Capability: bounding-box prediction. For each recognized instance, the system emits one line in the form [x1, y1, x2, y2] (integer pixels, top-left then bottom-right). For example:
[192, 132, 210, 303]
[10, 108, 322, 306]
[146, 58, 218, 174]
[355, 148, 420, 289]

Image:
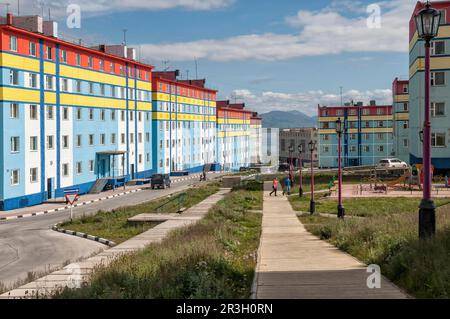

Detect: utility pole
[340, 86, 343, 107]
[194, 57, 199, 79]
[122, 29, 127, 46]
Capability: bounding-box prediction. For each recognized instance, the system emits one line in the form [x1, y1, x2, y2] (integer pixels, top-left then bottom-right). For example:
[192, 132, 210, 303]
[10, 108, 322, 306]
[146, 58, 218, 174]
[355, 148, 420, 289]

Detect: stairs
[89, 178, 109, 194]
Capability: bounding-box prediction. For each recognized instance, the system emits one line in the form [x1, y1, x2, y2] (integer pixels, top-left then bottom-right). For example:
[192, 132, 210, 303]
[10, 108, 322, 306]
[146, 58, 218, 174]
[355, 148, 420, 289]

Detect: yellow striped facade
[319, 127, 393, 135]
[151, 112, 215, 122]
[218, 131, 250, 138]
[152, 92, 216, 108]
[217, 118, 251, 125]
[394, 94, 409, 103]
[394, 113, 409, 121]
[319, 115, 393, 123]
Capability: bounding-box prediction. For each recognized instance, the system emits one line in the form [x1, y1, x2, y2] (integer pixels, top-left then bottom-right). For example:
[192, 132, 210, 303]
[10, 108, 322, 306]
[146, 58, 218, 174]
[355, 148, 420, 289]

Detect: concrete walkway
[253, 188, 409, 299]
[0, 188, 230, 299]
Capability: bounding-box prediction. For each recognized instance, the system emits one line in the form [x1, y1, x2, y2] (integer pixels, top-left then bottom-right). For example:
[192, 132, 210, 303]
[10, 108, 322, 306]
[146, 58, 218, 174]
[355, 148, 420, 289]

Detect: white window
[62, 135, 69, 148]
[11, 136, 20, 153]
[30, 168, 38, 183]
[111, 133, 116, 144]
[10, 103, 19, 118]
[350, 145, 357, 152]
[89, 160, 94, 172]
[62, 163, 69, 177]
[29, 42, 36, 56]
[30, 136, 38, 151]
[29, 73, 38, 88]
[10, 35, 17, 51]
[30, 105, 38, 120]
[76, 134, 82, 147]
[89, 134, 94, 145]
[121, 110, 125, 121]
[439, 9, 447, 25]
[111, 110, 116, 121]
[45, 75, 53, 90]
[89, 82, 94, 94]
[130, 133, 134, 144]
[121, 133, 125, 144]
[76, 108, 82, 120]
[63, 107, 69, 120]
[432, 133, 446, 147]
[139, 154, 142, 164]
[47, 135, 54, 149]
[138, 133, 142, 143]
[403, 139, 409, 147]
[76, 54, 81, 66]
[89, 109, 94, 120]
[61, 78, 69, 92]
[10, 69, 19, 85]
[11, 169, 19, 185]
[99, 59, 104, 70]
[46, 46, 53, 60]
[100, 110, 105, 121]
[61, 49, 67, 63]
[363, 146, 370, 152]
[47, 105, 54, 120]
[431, 41, 445, 55]
[403, 121, 409, 129]
[431, 102, 445, 117]
[76, 80, 82, 93]
[100, 134, 106, 145]
[76, 162, 82, 174]
[100, 84, 105, 96]
[431, 71, 445, 86]
[88, 56, 93, 68]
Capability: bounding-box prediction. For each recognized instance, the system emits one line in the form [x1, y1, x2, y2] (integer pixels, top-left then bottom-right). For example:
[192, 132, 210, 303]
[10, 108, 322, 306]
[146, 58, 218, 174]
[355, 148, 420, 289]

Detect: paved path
[0, 173, 224, 288]
[253, 187, 408, 299]
[0, 188, 230, 298]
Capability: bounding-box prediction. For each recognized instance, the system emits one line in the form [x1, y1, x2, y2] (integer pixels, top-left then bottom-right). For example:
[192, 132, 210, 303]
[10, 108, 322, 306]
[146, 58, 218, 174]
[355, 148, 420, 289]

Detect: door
[99, 159, 106, 178]
[131, 164, 135, 180]
[47, 178, 53, 199]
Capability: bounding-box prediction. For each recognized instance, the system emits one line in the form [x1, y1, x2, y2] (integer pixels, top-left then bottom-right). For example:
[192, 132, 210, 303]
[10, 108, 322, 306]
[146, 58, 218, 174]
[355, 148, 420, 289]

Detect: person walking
[445, 175, 449, 189]
[284, 176, 292, 195]
[270, 178, 278, 196]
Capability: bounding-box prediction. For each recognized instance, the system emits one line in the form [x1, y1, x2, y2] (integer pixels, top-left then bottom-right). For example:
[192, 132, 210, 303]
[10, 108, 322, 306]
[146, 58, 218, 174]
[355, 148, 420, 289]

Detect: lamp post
[298, 144, 303, 197]
[288, 145, 294, 179]
[308, 141, 316, 214]
[335, 118, 345, 219]
[415, 1, 441, 239]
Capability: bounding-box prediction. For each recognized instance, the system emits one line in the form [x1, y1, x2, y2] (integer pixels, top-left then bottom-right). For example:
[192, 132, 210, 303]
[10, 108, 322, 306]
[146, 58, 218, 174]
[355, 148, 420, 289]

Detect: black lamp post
[335, 118, 345, 219]
[298, 144, 303, 197]
[288, 145, 294, 179]
[309, 141, 316, 214]
[415, 1, 441, 239]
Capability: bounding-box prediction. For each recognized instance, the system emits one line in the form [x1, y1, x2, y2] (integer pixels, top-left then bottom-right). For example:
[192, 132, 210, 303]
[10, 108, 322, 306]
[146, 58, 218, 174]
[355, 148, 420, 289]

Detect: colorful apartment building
[0, 14, 153, 210]
[151, 71, 217, 174]
[318, 103, 394, 168]
[409, 1, 450, 173]
[392, 78, 410, 163]
[279, 128, 318, 166]
[249, 112, 262, 165]
[216, 101, 251, 171]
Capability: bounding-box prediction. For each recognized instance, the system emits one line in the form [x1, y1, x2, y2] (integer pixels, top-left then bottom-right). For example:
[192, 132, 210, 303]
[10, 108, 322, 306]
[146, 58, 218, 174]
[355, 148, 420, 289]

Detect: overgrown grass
[299, 203, 450, 298]
[60, 182, 221, 243]
[54, 183, 263, 299]
[290, 195, 450, 217]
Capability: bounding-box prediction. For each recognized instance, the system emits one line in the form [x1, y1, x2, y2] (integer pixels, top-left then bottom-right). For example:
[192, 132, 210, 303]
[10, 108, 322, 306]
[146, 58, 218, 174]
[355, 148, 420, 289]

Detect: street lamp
[415, 1, 441, 239]
[308, 141, 316, 214]
[335, 118, 345, 219]
[288, 145, 294, 179]
[298, 144, 303, 197]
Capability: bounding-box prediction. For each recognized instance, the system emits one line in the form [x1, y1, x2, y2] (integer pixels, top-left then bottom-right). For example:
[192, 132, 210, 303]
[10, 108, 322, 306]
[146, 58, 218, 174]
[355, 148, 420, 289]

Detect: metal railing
[155, 192, 187, 214]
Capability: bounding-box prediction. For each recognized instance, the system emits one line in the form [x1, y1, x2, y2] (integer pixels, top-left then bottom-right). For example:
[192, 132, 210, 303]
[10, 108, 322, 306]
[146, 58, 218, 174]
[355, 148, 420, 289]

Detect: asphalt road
[0, 176, 219, 288]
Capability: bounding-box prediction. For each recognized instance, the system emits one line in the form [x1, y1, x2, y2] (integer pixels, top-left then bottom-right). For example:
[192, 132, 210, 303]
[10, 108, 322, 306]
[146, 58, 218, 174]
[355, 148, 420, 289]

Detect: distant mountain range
[260, 110, 317, 129]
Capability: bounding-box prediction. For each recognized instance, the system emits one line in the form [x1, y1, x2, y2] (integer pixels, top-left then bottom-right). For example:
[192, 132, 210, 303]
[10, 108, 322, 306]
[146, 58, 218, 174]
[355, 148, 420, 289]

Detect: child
[269, 178, 278, 196]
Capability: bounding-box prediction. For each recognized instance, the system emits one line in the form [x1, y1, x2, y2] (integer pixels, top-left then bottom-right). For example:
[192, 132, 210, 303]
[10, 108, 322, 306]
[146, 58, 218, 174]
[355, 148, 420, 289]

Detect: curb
[0, 188, 143, 222]
[52, 223, 116, 247]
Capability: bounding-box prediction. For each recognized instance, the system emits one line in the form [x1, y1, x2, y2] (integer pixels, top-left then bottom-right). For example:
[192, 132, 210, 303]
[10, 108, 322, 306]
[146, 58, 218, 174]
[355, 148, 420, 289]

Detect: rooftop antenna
[186, 70, 189, 80]
[340, 86, 343, 107]
[162, 60, 170, 71]
[48, 7, 51, 20]
[17, 0, 19, 15]
[194, 57, 198, 79]
[122, 29, 127, 46]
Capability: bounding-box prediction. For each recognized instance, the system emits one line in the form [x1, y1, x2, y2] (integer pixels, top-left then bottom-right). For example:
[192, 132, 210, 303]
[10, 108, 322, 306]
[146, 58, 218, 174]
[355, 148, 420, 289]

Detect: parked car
[151, 174, 171, 189]
[377, 158, 409, 169]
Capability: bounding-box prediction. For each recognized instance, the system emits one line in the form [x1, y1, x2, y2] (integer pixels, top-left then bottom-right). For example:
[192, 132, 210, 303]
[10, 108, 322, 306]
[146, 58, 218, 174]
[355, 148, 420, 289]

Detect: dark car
[151, 174, 171, 189]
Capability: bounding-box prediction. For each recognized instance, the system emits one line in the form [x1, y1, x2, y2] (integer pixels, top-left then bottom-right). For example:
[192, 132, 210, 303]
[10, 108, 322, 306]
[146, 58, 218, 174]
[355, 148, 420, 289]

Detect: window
[10, 35, 17, 51]
[100, 84, 105, 96]
[146, 153, 150, 162]
[403, 121, 409, 129]
[138, 133, 142, 143]
[30, 168, 38, 183]
[363, 109, 370, 115]
[61, 49, 67, 63]
[431, 41, 445, 55]
[76, 134, 82, 147]
[47, 135, 54, 149]
[111, 110, 116, 121]
[138, 112, 142, 122]
[403, 139, 409, 147]
[350, 146, 357, 152]
[47, 105, 54, 119]
[378, 146, 384, 152]
[45, 75, 53, 90]
[89, 82, 94, 94]
[432, 133, 446, 147]
[46, 47, 53, 60]
[63, 107, 69, 120]
[111, 133, 116, 144]
[61, 78, 69, 92]
[30, 105, 38, 120]
[76, 54, 81, 66]
[403, 103, 409, 111]
[10, 103, 19, 118]
[121, 133, 125, 144]
[76, 162, 82, 174]
[10, 69, 19, 85]
[431, 102, 445, 117]
[130, 111, 134, 121]
[76, 108, 82, 120]
[100, 134, 106, 145]
[29, 73, 38, 88]
[99, 59, 104, 71]
[139, 154, 142, 164]
[30, 136, 38, 151]
[146, 132, 150, 142]
[110, 62, 114, 73]
[89, 109, 94, 120]
[363, 146, 370, 152]
[29, 42, 36, 56]
[431, 71, 445, 86]
[11, 169, 19, 185]
[62, 135, 69, 148]
[11, 136, 20, 153]
[88, 57, 93, 68]
[88, 134, 94, 146]
[377, 133, 384, 140]
[75, 80, 82, 93]
[130, 133, 134, 144]
[62, 163, 69, 177]
[89, 160, 94, 172]
[439, 9, 447, 25]
[377, 108, 384, 115]
[111, 85, 116, 98]
[100, 109, 105, 121]
[377, 121, 384, 127]
[121, 110, 125, 121]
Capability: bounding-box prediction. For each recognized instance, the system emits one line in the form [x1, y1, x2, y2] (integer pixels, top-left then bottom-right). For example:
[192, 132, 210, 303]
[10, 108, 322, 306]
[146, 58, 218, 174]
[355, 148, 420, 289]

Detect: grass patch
[60, 181, 221, 244]
[290, 196, 450, 217]
[54, 183, 262, 299]
[299, 202, 450, 298]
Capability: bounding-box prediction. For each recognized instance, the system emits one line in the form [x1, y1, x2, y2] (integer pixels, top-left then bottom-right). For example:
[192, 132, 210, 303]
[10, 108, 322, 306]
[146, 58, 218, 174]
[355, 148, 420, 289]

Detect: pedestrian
[284, 176, 292, 195]
[445, 175, 449, 188]
[269, 178, 278, 196]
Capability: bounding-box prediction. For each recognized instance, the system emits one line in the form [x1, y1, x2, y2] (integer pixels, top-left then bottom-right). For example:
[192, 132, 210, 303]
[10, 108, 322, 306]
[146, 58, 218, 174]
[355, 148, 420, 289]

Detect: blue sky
[16, 0, 422, 115]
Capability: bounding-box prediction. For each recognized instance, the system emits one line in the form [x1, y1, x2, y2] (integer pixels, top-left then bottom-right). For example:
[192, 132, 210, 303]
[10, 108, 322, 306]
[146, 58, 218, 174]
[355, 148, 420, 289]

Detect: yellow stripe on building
[409, 26, 450, 52]
[136, 80, 152, 91]
[361, 128, 393, 134]
[60, 93, 127, 109]
[152, 92, 217, 107]
[44, 91, 56, 105]
[218, 131, 251, 138]
[0, 52, 40, 73]
[0, 87, 40, 103]
[217, 118, 250, 125]
[60, 65, 127, 87]
[410, 56, 450, 78]
[394, 113, 409, 121]
[394, 94, 409, 103]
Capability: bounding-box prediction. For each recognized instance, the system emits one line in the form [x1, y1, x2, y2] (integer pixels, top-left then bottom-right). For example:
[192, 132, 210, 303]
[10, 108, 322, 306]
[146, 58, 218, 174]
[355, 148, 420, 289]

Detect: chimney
[370, 100, 376, 106]
[127, 48, 136, 60]
[12, 15, 43, 33]
[7, 13, 13, 25]
[43, 20, 58, 38]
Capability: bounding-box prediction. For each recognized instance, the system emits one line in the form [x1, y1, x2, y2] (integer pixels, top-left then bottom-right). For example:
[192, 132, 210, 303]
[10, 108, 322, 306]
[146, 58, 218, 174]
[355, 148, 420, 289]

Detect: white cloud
[229, 88, 393, 116]
[137, 0, 417, 62]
